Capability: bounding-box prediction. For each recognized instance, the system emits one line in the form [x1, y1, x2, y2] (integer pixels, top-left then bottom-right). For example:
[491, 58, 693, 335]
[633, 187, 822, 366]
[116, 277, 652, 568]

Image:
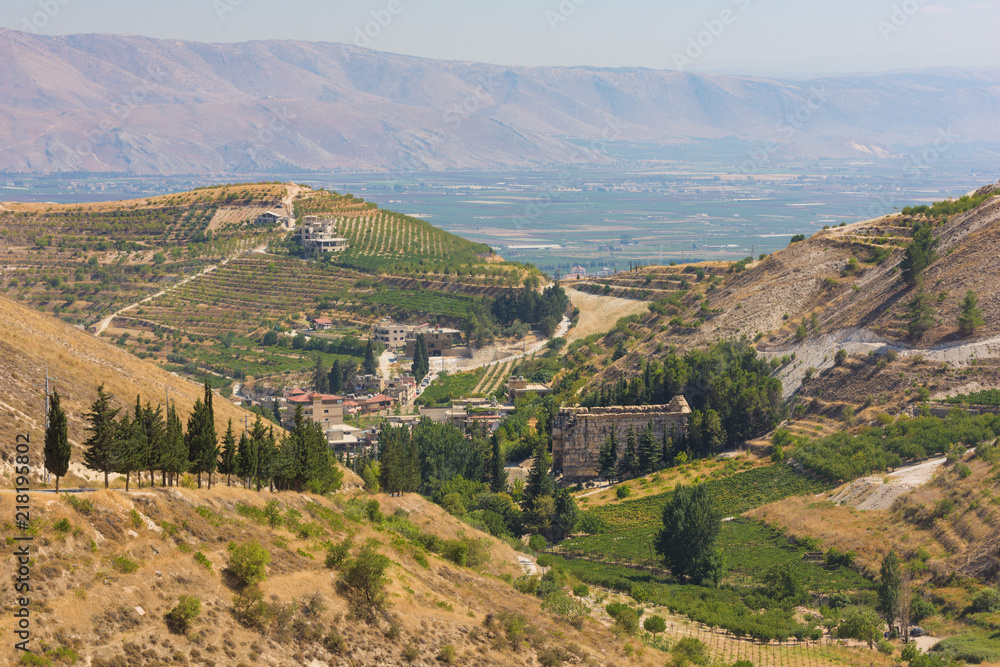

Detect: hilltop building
[299, 216, 350, 254]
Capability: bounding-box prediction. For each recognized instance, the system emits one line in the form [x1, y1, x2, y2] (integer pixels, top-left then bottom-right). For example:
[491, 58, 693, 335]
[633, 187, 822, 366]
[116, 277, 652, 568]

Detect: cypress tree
[113, 410, 146, 492]
[329, 359, 343, 393]
[523, 441, 554, 509]
[141, 401, 166, 487]
[83, 384, 121, 490]
[204, 380, 218, 489]
[43, 390, 70, 493]
[186, 398, 209, 488]
[220, 419, 237, 487]
[364, 338, 378, 375]
[620, 426, 639, 479]
[638, 423, 660, 473]
[272, 397, 281, 424]
[313, 355, 329, 393]
[235, 430, 252, 488]
[489, 432, 508, 493]
[598, 428, 618, 482]
[162, 404, 188, 486]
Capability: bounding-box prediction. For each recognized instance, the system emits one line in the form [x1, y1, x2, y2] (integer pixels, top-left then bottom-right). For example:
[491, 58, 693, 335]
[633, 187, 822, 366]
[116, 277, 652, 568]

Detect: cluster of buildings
[373, 319, 465, 358]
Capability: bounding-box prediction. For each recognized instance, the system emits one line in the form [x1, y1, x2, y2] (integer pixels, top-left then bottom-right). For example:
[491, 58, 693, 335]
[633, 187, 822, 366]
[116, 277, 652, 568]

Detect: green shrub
[63, 494, 94, 516]
[323, 629, 347, 654]
[437, 644, 457, 663]
[165, 595, 201, 633]
[672, 637, 709, 665]
[338, 542, 391, 623]
[325, 537, 353, 569]
[53, 518, 72, 533]
[227, 541, 271, 587]
[110, 555, 139, 574]
[194, 551, 213, 573]
[643, 614, 667, 636]
[572, 584, 590, 598]
[616, 485, 631, 500]
[402, 643, 420, 662]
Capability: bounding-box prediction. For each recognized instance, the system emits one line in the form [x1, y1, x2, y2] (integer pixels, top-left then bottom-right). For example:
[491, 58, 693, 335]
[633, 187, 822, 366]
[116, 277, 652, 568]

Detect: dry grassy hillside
[0, 486, 649, 666]
[0, 294, 262, 487]
[749, 448, 1000, 598]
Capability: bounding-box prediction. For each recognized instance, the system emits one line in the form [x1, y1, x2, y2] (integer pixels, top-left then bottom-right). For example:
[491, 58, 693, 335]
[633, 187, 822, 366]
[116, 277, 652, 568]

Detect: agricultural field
[416, 367, 489, 407]
[575, 464, 833, 533]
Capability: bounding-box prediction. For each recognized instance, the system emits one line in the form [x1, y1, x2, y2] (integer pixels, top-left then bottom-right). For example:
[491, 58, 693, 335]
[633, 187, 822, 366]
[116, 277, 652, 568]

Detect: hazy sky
[3, 0, 997, 75]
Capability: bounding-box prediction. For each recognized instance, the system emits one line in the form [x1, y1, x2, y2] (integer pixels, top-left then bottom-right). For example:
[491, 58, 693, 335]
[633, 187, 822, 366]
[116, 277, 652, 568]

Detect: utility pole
[35, 365, 57, 484]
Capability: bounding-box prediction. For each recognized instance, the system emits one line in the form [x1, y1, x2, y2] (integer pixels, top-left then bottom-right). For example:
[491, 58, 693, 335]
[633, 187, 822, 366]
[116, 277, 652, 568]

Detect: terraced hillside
[0, 183, 287, 327]
[566, 185, 1000, 415]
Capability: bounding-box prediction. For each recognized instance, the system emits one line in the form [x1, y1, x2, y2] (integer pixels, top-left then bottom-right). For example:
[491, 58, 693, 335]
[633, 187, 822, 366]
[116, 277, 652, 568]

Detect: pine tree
[489, 432, 508, 493]
[313, 355, 329, 393]
[364, 338, 378, 375]
[900, 224, 938, 286]
[219, 419, 237, 486]
[906, 289, 936, 339]
[83, 384, 121, 490]
[597, 428, 618, 482]
[329, 359, 343, 393]
[702, 409, 726, 455]
[43, 390, 70, 492]
[958, 290, 984, 337]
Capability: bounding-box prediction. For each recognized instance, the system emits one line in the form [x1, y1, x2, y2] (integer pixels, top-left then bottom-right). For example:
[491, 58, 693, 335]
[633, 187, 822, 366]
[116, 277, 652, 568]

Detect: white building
[299, 216, 350, 254]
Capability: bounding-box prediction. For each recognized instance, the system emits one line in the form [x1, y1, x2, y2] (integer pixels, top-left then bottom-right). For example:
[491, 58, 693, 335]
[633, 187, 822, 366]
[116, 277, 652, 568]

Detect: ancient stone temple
[551, 397, 691, 482]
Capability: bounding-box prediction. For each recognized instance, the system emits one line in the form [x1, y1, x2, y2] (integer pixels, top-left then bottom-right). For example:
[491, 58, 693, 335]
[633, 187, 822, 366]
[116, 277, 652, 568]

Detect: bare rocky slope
[1, 30, 999, 174]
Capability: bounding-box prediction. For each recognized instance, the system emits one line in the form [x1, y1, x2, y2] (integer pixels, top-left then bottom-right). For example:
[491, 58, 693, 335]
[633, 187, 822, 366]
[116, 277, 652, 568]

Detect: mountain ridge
[2, 30, 999, 175]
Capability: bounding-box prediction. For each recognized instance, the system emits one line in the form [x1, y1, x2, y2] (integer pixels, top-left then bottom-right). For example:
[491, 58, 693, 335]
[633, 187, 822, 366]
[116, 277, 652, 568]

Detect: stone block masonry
[552, 397, 691, 482]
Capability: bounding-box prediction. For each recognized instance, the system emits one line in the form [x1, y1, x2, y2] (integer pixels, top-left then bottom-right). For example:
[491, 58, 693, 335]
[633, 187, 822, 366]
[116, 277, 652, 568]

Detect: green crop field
[580, 464, 833, 532]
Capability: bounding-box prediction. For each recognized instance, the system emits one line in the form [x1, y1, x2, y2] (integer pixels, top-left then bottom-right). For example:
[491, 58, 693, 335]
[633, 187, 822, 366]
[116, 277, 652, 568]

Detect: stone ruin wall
[551, 398, 691, 482]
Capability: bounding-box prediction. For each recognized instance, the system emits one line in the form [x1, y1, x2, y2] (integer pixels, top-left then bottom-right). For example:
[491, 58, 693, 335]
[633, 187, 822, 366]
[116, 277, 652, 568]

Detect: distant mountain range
[1, 30, 998, 175]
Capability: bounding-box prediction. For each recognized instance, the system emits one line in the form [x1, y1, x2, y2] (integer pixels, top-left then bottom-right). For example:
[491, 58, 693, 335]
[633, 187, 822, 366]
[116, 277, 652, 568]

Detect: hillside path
[92, 242, 267, 335]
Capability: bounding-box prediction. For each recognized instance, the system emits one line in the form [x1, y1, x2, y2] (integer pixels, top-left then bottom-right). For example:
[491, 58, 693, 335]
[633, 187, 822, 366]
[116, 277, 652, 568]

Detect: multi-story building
[299, 216, 350, 254]
[404, 327, 462, 357]
[284, 391, 345, 433]
[373, 320, 414, 349]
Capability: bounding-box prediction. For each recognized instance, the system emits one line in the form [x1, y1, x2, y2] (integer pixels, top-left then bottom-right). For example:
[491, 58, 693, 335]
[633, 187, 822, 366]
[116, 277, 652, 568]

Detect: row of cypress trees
[44, 380, 342, 494]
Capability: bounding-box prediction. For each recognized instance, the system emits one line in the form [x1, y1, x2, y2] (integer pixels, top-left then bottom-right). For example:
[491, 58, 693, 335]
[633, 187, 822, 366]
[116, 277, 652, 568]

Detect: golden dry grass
[0, 486, 654, 666]
[0, 293, 267, 488]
